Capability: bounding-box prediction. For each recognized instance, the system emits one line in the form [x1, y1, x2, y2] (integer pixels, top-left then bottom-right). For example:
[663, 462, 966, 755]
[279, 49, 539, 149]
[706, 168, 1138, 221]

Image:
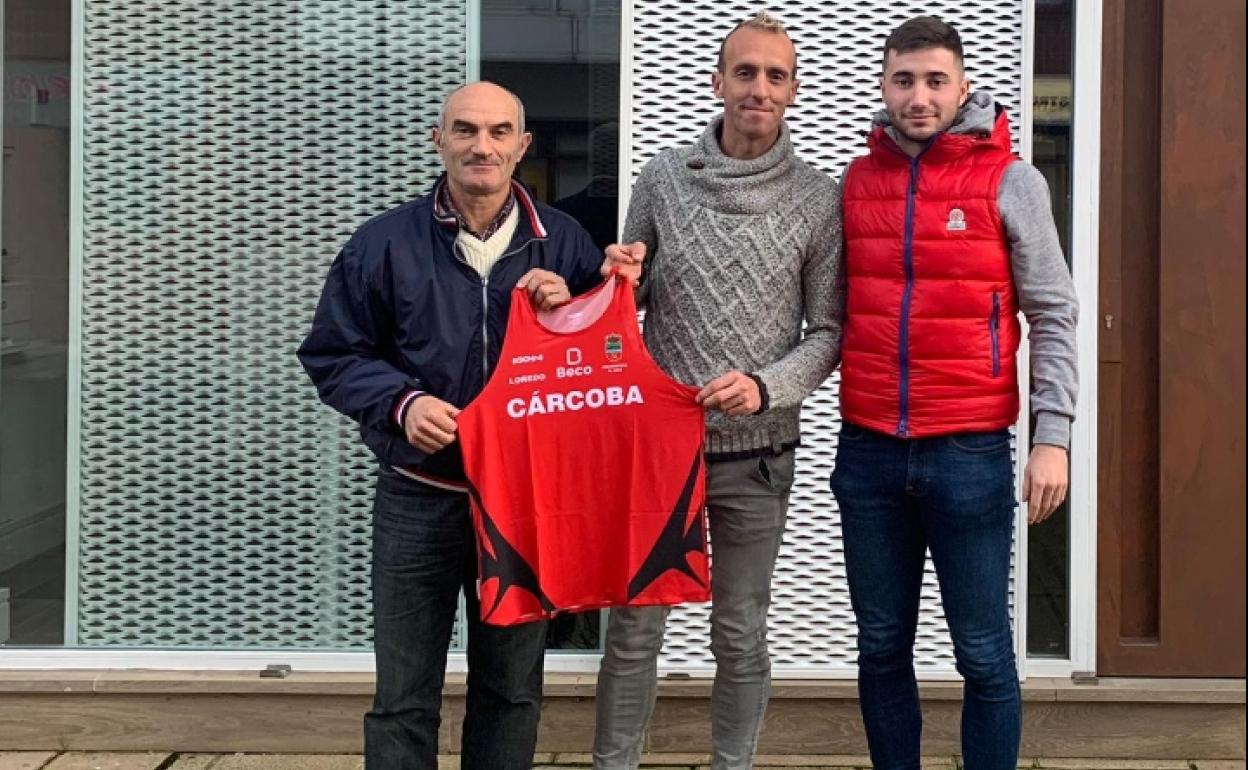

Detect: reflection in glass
[1, 0, 71, 647]
[473, 0, 621, 650]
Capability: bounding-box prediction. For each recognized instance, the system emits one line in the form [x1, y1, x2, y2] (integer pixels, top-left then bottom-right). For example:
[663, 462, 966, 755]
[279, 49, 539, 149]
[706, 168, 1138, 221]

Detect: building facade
[0, 0, 1243, 754]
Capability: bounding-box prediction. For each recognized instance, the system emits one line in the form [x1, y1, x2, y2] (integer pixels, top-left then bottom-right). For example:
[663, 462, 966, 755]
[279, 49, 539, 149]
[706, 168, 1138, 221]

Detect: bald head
[432, 80, 533, 203]
[438, 81, 526, 135]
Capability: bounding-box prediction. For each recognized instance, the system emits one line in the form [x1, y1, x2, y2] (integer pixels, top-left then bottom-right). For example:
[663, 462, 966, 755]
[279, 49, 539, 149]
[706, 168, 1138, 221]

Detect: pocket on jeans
[750, 452, 795, 494]
[839, 422, 868, 442]
[948, 430, 1011, 454]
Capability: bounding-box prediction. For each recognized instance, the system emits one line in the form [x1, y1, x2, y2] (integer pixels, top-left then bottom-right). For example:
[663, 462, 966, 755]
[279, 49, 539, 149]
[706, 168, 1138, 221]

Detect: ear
[516, 131, 534, 160]
[431, 127, 442, 150]
[789, 77, 800, 106]
[958, 76, 972, 107]
[711, 70, 724, 100]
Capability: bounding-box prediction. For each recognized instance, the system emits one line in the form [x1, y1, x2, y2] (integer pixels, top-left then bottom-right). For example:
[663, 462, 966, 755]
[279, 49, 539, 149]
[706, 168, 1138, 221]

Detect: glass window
[1, 0, 620, 654]
[1026, 0, 1073, 659]
[1, 0, 71, 648]
[54, 2, 471, 651]
[479, 0, 621, 650]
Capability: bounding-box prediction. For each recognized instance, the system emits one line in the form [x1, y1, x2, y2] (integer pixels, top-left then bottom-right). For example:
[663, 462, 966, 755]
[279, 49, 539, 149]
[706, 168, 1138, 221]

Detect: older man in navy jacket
[299, 81, 619, 770]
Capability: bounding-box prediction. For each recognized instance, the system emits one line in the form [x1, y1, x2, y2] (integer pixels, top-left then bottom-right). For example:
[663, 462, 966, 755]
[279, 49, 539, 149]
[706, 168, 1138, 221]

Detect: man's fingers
[697, 373, 739, 402]
[425, 410, 459, 434]
[609, 241, 646, 263]
[415, 422, 456, 448]
[1028, 478, 1067, 523]
[533, 281, 569, 310]
[1040, 484, 1057, 521]
[1044, 482, 1067, 520]
[605, 243, 640, 265]
[696, 381, 731, 406]
[516, 268, 542, 289]
[697, 389, 722, 408]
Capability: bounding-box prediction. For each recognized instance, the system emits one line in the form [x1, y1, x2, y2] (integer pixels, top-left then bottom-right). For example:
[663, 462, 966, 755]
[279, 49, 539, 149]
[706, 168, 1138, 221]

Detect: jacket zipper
[989, 291, 1001, 377]
[897, 155, 921, 436]
[480, 276, 490, 379]
[457, 237, 543, 384]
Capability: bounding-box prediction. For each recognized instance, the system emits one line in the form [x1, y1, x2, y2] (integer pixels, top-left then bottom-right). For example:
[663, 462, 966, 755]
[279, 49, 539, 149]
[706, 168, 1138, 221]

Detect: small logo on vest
[604, 333, 624, 362]
[946, 208, 967, 231]
[565, 347, 583, 366]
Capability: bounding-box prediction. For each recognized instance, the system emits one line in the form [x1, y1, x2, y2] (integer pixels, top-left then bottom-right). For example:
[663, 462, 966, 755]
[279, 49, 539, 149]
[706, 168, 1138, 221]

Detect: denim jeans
[365, 465, 548, 770]
[830, 424, 1021, 770]
[592, 451, 795, 770]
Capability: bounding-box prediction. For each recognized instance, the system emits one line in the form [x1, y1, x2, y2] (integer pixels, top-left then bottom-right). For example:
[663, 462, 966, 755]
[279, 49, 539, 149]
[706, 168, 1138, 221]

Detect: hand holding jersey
[603, 241, 645, 286]
[402, 267, 571, 454]
[402, 396, 461, 454]
[606, 242, 763, 417]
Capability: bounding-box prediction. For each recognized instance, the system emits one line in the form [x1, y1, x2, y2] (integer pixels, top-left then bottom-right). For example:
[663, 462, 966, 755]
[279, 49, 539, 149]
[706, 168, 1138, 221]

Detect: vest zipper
[897, 155, 921, 437]
[989, 291, 1001, 377]
[893, 134, 940, 437]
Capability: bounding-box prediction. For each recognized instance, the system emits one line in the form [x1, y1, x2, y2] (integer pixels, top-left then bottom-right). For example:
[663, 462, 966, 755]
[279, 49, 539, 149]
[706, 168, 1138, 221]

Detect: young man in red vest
[833, 17, 1078, 768]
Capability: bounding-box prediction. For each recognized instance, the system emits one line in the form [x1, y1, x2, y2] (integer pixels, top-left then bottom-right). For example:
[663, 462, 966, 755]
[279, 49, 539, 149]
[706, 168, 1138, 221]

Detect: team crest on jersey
[946, 208, 967, 231]
[604, 333, 624, 362]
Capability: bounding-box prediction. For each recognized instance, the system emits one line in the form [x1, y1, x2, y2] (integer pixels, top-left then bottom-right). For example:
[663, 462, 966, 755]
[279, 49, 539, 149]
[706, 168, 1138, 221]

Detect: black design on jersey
[468, 482, 556, 622]
[626, 451, 708, 600]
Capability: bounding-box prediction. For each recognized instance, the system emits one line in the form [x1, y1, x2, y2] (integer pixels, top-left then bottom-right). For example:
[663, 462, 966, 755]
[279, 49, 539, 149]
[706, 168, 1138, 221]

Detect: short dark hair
[882, 16, 964, 71]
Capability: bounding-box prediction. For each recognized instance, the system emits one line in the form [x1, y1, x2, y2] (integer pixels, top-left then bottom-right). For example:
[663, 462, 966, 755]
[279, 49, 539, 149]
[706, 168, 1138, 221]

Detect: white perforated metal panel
[626, 2, 1024, 674]
[73, 2, 467, 648]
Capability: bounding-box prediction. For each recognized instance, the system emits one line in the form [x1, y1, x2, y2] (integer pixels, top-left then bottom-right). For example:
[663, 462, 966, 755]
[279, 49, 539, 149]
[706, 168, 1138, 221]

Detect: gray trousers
[592, 451, 796, 770]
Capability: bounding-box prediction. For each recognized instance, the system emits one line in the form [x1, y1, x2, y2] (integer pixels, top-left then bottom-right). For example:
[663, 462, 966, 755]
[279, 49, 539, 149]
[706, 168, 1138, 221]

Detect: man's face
[712, 27, 799, 146]
[881, 46, 969, 145]
[432, 83, 532, 198]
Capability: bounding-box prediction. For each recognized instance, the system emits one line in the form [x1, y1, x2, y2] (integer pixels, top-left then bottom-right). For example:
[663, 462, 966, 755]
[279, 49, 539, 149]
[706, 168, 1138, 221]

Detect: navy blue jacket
[297, 178, 605, 482]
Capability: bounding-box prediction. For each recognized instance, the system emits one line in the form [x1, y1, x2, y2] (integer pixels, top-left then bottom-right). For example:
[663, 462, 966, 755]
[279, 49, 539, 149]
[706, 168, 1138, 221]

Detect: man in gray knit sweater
[592, 13, 842, 770]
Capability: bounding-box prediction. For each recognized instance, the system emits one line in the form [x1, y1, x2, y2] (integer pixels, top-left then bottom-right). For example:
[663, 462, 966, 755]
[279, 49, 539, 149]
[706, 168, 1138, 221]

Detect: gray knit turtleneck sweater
[624, 116, 844, 459]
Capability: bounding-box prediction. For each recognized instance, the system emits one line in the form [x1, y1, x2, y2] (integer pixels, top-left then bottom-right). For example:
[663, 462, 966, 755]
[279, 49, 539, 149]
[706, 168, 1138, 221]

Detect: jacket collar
[866, 102, 1014, 166]
[430, 175, 548, 240]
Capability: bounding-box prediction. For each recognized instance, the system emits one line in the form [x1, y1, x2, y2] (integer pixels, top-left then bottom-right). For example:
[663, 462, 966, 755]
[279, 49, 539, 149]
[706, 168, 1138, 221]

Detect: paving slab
[748, 763, 868, 768]
[753, 759, 869, 768]
[552, 753, 711, 766]
[169, 756, 362, 770]
[0, 753, 59, 770]
[1024, 762, 1192, 770]
[43, 755, 171, 770]
[160, 757, 216, 770]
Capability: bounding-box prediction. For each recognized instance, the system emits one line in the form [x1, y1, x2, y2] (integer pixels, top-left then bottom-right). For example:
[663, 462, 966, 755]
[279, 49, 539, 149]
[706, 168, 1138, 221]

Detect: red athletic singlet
[457, 276, 710, 626]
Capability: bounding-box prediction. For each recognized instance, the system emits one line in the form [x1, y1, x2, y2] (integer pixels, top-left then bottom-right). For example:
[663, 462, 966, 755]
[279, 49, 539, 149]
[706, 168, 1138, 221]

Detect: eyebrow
[731, 62, 794, 78]
[889, 69, 951, 78]
[450, 119, 516, 132]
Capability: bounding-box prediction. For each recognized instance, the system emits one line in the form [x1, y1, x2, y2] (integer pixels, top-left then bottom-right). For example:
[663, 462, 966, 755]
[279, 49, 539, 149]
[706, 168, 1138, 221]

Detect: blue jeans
[366, 466, 548, 770]
[830, 424, 1020, 770]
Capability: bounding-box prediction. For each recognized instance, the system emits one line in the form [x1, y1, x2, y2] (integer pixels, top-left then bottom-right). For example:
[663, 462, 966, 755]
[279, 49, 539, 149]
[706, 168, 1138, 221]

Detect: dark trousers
[365, 466, 548, 770]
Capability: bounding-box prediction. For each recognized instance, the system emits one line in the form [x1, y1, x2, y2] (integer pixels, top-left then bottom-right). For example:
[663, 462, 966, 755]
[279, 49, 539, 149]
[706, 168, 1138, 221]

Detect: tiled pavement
[1, 754, 1245, 770]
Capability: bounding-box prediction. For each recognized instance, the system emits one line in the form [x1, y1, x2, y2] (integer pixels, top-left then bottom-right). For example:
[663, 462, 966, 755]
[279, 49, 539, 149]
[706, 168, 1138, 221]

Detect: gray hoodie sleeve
[999, 161, 1080, 448]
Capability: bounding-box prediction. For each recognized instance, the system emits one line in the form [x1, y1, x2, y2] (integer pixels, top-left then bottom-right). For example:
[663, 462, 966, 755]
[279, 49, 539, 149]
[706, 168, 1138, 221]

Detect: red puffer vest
[840, 107, 1021, 438]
